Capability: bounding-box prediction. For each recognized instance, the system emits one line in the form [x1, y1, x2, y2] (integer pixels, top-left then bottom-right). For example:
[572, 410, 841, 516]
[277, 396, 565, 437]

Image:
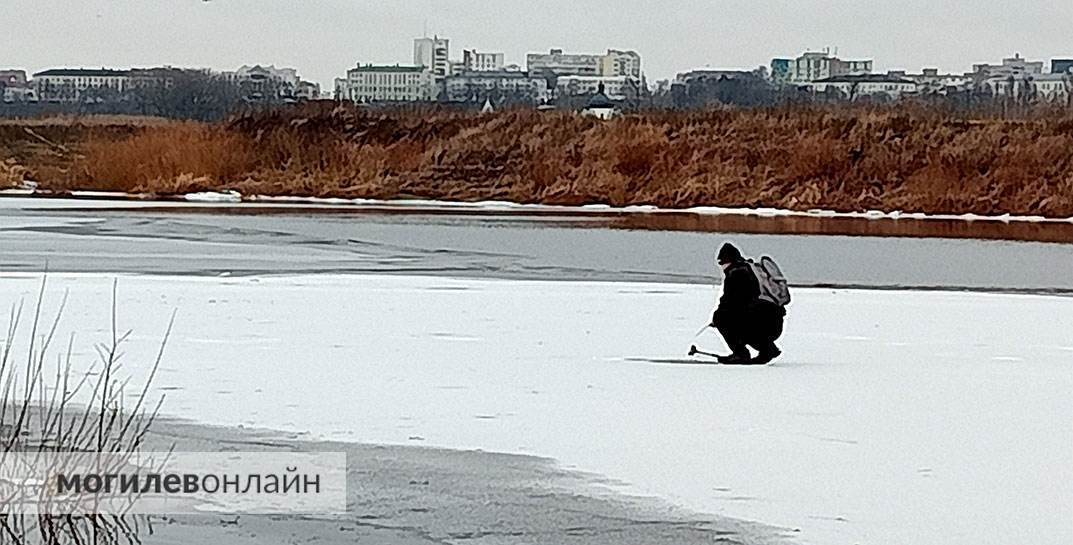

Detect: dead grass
[0, 159, 29, 188]
[78, 122, 258, 193]
[7, 103, 1073, 217]
[0, 115, 177, 128]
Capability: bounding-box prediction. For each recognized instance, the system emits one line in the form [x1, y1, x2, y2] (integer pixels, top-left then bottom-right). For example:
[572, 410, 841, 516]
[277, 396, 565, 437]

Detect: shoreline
[4, 191, 1073, 244]
[5, 104, 1073, 221]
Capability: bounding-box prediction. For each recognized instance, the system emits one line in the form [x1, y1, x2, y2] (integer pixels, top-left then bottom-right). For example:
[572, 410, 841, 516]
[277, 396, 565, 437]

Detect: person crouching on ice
[711, 243, 785, 365]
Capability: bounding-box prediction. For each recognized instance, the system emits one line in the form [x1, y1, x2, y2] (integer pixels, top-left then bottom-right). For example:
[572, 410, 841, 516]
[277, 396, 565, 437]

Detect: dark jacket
[712, 250, 786, 348]
[716, 259, 760, 317]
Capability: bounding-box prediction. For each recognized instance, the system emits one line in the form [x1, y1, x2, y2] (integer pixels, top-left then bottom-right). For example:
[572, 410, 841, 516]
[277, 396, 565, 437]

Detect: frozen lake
[2, 196, 1073, 292]
[1, 198, 1071, 544]
[0, 273, 1069, 545]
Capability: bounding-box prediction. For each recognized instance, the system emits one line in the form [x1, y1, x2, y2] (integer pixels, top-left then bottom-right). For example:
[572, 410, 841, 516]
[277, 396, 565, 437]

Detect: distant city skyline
[4, 0, 1072, 86]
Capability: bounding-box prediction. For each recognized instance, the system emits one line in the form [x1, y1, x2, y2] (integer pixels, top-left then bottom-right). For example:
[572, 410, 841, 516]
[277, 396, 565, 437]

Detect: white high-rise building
[788, 51, 873, 83]
[527, 49, 642, 80]
[445, 70, 549, 103]
[972, 54, 1045, 78]
[527, 49, 602, 77]
[413, 36, 450, 79]
[33, 68, 132, 102]
[600, 49, 641, 79]
[343, 64, 435, 103]
[461, 50, 505, 72]
[973, 54, 1048, 99]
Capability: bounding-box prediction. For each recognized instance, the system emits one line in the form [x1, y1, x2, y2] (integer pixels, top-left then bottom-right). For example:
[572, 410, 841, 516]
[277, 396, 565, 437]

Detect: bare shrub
[0, 278, 172, 544]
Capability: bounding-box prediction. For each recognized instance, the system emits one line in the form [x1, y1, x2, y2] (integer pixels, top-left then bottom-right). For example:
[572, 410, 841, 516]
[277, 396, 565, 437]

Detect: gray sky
[4, 0, 1072, 87]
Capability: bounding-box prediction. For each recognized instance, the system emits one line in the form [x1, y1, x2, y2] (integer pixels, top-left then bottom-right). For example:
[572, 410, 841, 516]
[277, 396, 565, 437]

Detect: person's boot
[718, 351, 752, 365]
[750, 346, 781, 365]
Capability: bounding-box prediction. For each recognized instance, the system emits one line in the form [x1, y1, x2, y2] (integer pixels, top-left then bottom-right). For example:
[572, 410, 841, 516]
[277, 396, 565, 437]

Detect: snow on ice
[0, 273, 1069, 545]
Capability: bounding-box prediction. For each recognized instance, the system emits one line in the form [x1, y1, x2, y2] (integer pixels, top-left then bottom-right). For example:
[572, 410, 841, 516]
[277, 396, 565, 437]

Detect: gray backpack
[749, 256, 791, 307]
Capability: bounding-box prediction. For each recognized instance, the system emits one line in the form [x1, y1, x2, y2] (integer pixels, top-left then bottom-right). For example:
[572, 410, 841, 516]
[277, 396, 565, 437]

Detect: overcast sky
[4, 0, 1072, 86]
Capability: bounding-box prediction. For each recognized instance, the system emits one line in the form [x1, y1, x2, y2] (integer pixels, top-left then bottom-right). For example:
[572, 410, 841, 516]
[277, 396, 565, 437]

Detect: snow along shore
[2, 189, 1072, 224]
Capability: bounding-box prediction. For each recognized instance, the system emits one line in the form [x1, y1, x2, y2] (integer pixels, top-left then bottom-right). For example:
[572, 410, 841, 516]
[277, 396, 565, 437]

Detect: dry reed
[7, 103, 1073, 217]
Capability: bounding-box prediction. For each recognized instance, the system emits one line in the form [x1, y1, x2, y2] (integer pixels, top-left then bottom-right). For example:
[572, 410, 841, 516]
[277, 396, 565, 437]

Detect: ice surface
[0, 273, 1069, 545]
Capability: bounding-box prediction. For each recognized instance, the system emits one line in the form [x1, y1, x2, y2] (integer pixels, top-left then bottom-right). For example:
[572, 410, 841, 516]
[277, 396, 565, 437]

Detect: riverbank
[3, 104, 1072, 218]
[4, 192, 1073, 244]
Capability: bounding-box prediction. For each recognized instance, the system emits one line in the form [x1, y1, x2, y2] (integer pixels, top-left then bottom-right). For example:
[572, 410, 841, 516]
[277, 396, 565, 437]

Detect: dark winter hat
[717, 243, 743, 264]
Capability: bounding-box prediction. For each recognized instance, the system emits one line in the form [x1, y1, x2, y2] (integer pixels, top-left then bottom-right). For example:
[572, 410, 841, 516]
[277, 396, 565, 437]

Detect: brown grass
[0, 114, 176, 128]
[79, 122, 258, 192]
[0, 159, 29, 188]
[6, 103, 1073, 217]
